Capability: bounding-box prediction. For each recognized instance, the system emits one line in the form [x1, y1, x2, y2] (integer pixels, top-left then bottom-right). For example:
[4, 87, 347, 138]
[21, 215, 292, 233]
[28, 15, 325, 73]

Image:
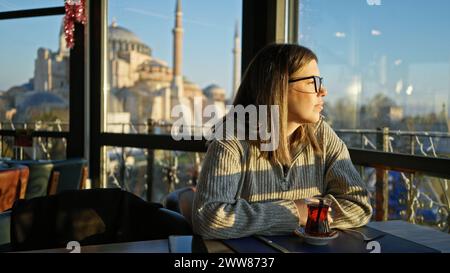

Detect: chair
[0, 165, 29, 212]
[9, 188, 192, 251]
[163, 186, 196, 227]
[0, 210, 11, 246]
[5, 160, 54, 199]
[51, 158, 88, 193]
[5, 158, 87, 199]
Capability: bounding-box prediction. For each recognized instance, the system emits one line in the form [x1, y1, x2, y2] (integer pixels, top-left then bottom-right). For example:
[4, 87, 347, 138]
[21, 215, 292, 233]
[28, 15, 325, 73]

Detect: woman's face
[287, 59, 327, 124]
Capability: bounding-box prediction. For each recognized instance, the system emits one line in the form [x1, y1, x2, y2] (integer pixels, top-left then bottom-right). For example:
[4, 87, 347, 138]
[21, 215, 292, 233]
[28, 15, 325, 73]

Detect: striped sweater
[192, 117, 373, 239]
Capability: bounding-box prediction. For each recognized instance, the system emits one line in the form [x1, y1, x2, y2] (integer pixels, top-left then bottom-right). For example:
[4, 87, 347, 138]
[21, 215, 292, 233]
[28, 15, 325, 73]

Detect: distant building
[33, 22, 70, 95]
[17, 91, 68, 123]
[232, 21, 241, 101]
[107, 112, 131, 133]
[388, 106, 404, 122]
[373, 105, 402, 126]
[29, 0, 230, 128]
[203, 84, 227, 118]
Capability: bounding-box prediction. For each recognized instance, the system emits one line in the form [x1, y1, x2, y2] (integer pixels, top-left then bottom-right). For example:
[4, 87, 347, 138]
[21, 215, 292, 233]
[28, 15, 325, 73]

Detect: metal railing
[334, 127, 450, 232]
[0, 121, 69, 160]
[335, 128, 450, 157]
[1, 120, 449, 232]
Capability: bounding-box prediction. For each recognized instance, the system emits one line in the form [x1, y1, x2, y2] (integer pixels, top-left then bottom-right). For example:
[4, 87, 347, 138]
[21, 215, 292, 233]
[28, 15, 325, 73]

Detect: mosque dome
[19, 92, 67, 109]
[203, 84, 226, 101]
[109, 25, 143, 44]
[108, 21, 151, 55]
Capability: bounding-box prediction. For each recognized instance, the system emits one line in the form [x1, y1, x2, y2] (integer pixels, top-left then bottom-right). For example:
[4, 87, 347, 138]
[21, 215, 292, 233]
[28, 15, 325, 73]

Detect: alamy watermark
[66, 241, 81, 253]
[367, 0, 382, 6]
[66, 0, 81, 5]
[170, 97, 280, 151]
[367, 241, 381, 253]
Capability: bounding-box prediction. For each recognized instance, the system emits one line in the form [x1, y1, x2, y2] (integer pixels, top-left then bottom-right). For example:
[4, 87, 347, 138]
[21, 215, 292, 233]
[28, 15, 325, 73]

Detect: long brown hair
[233, 43, 323, 165]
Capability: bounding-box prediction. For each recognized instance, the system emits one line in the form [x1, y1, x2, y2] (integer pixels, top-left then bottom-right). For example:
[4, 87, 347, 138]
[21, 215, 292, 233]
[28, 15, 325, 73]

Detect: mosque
[8, 0, 240, 131]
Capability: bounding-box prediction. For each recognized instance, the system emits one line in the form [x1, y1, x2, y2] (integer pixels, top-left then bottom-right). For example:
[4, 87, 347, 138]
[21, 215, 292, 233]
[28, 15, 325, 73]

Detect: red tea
[304, 200, 331, 237]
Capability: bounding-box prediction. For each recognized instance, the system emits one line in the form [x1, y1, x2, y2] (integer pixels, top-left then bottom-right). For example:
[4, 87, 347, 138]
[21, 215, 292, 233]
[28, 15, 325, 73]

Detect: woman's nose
[319, 86, 327, 97]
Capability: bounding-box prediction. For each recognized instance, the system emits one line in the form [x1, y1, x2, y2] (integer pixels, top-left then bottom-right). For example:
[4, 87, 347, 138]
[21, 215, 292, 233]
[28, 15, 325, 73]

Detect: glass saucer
[294, 227, 339, 246]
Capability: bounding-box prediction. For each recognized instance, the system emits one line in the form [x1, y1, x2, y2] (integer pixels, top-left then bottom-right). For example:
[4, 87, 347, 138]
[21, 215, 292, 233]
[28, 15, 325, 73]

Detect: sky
[0, 0, 449, 116]
[299, 0, 450, 116]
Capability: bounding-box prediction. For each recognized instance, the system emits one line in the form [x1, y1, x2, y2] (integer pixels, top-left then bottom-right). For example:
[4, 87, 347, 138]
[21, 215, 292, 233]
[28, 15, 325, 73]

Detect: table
[13, 220, 450, 253]
[17, 235, 203, 253]
[204, 220, 450, 253]
[367, 220, 450, 252]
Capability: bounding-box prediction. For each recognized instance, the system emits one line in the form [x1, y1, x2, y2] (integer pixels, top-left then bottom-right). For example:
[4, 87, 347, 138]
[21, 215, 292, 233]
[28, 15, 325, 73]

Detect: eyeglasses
[288, 76, 324, 94]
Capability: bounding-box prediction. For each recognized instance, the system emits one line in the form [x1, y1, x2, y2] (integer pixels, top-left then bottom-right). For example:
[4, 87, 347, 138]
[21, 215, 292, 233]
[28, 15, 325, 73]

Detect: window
[0, 1, 62, 12]
[299, 0, 450, 157]
[102, 0, 242, 199]
[106, 0, 242, 134]
[104, 146, 203, 202]
[0, 15, 69, 160]
[358, 165, 449, 232]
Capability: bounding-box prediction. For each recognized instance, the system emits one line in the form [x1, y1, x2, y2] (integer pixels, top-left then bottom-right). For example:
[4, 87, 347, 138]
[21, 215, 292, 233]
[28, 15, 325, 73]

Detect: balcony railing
[335, 128, 450, 158]
[334, 128, 450, 232]
[1, 120, 449, 233]
[0, 121, 69, 160]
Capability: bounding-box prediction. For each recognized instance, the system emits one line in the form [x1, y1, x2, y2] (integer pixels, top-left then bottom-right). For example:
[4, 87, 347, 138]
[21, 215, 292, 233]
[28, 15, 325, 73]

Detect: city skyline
[0, 0, 242, 99]
[1, 0, 449, 117]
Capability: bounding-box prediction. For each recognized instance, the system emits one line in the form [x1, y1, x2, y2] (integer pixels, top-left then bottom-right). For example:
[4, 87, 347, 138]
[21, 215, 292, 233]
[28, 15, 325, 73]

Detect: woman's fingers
[328, 207, 334, 223]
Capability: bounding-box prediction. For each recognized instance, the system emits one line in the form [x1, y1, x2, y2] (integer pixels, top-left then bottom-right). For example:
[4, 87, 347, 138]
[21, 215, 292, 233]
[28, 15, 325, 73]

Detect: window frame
[0, 6, 85, 160]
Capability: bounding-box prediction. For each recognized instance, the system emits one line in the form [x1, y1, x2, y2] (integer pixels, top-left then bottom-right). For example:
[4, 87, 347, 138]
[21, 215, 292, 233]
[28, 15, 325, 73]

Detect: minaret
[58, 19, 70, 57]
[171, 0, 184, 102]
[170, 0, 193, 134]
[232, 21, 241, 100]
[111, 17, 118, 28]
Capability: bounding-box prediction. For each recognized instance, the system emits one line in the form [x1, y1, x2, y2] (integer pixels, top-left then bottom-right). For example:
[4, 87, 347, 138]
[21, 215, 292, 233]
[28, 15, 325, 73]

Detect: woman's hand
[294, 199, 334, 226]
[293, 199, 309, 226]
[327, 207, 334, 225]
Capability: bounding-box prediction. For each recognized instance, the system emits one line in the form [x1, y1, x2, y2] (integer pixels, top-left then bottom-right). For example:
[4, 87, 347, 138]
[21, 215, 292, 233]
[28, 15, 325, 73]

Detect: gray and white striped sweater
[192, 117, 373, 239]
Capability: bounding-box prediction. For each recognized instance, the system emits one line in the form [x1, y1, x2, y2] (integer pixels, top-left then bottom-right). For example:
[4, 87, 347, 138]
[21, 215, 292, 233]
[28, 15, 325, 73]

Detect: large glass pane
[0, 1, 62, 12]
[334, 129, 450, 158]
[358, 165, 449, 233]
[104, 146, 203, 203]
[106, 0, 242, 135]
[0, 135, 67, 160]
[0, 16, 69, 159]
[0, 16, 70, 130]
[299, 0, 450, 157]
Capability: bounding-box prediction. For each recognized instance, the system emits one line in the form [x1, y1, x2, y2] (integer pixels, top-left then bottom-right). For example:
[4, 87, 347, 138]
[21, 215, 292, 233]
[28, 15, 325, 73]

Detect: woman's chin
[310, 112, 322, 122]
[298, 115, 320, 124]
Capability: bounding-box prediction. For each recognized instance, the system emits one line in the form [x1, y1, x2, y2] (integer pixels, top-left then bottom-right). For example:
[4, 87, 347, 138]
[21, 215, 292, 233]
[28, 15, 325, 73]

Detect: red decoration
[64, 0, 86, 49]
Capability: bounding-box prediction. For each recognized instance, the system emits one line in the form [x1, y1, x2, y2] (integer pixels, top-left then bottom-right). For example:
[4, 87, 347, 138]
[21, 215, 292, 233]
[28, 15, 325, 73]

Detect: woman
[192, 43, 372, 239]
